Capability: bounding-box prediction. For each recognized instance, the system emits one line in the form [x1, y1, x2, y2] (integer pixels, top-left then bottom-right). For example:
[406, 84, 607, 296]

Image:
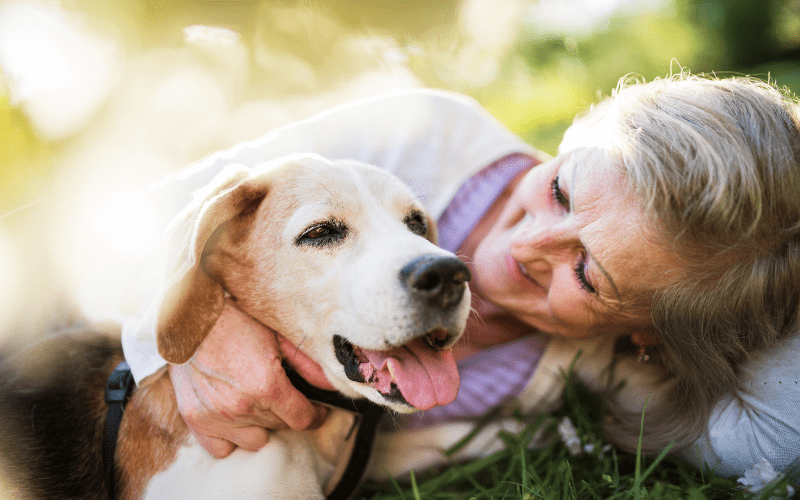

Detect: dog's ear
[156, 164, 270, 364]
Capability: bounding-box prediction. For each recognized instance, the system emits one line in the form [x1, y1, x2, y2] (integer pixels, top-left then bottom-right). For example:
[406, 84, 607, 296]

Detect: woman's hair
[562, 73, 800, 452]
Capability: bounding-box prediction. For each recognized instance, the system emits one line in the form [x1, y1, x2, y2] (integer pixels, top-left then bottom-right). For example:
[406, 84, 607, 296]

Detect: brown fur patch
[228, 184, 269, 244]
[116, 374, 188, 499]
[157, 269, 226, 364]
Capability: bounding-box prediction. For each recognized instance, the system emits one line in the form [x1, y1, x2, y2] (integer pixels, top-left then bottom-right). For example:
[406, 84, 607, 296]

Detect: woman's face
[470, 148, 680, 339]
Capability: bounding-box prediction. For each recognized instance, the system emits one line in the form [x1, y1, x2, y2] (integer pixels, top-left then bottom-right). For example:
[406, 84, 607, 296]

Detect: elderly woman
[121, 73, 800, 478]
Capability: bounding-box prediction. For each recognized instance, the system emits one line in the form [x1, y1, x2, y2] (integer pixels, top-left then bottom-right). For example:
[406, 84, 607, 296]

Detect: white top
[676, 333, 800, 477]
[113, 88, 800, 478]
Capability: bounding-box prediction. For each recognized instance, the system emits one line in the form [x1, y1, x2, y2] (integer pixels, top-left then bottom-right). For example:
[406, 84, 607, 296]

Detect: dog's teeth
[424, 329, 449, 349]
[387, 362, 396, 381]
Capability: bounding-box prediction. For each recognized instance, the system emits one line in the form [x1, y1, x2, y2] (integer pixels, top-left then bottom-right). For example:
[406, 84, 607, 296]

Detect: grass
[354, 377, 798, 500]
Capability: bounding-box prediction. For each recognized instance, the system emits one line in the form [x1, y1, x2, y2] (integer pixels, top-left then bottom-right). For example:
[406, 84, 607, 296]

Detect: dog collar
[285, 368, 385, 500]
[104, 361, 137, 500]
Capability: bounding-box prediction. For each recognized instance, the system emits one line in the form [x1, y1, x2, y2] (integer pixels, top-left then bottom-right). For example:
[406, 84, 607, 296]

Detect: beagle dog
[0, 154, 472, 499]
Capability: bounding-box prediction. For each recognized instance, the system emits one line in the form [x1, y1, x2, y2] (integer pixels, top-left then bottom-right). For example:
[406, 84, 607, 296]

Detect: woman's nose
[509, 214, 577, 263]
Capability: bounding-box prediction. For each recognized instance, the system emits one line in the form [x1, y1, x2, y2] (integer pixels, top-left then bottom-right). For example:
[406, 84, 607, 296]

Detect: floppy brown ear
[156, 164, 269, 364]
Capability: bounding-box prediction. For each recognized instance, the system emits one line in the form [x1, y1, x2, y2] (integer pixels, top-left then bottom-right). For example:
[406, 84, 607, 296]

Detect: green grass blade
[639, 441, 674, 483]
[633, 396, 651, 500]
[409, 471, 421, 500]
[580, 479, 603, 500]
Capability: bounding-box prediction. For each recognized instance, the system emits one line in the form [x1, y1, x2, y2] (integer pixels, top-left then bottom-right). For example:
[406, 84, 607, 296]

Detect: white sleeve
[116, 88, 535, 383]
[144, 88, 535, 217]
[676, 333, 800, 478]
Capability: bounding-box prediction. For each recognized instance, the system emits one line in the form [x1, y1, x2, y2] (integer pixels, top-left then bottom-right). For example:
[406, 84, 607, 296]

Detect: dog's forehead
[270, 161, 421, 226]
[311, 161, 413, 199]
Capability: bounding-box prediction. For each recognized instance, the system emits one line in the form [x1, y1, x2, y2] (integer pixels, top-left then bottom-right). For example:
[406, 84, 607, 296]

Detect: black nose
[400, 254, 471, 309]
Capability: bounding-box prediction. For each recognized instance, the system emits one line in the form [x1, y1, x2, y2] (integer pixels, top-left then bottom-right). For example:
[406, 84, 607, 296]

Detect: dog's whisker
[454, 253, 474, 265]
[294, 334, 311, 352]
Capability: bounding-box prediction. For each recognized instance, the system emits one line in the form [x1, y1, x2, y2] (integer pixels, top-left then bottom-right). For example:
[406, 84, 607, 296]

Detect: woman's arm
[676, 333, 800, 478]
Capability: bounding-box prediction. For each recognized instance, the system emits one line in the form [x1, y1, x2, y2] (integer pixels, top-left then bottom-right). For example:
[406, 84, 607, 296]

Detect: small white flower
[738, 458, 795, 498]
[557, 416, 583, 456]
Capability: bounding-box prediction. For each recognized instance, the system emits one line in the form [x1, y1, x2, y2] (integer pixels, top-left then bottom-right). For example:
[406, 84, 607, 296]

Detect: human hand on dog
[168, 301, 335, 458]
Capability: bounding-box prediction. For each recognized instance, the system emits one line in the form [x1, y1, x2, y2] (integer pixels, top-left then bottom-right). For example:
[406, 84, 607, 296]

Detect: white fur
[145, 410, 360, 500]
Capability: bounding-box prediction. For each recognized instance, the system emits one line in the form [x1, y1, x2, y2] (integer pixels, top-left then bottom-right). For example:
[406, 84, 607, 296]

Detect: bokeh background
[5, 0, 800, 211]
[1, 0, 800, 340]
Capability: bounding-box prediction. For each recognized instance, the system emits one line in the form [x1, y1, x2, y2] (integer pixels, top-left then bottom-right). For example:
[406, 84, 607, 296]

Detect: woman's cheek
[472, 235, 515, 295]
[547, 287, 593, 336]
[472, 240, 504, 283]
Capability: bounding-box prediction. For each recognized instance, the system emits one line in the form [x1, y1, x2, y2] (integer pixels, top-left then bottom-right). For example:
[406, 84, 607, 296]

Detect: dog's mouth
[333, 331, 459, 410]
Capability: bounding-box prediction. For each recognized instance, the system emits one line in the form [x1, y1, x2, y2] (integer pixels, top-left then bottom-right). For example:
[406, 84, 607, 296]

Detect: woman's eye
[551, 176, 569, 209]
[404, 211, 428, 236]
[296, 221, 348, 247]
[574, 258, 596, 294]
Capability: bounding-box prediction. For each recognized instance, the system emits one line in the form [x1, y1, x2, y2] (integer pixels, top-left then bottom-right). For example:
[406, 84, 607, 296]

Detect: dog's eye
[296, 221, 349, 247]
[404, 211, 428, 237]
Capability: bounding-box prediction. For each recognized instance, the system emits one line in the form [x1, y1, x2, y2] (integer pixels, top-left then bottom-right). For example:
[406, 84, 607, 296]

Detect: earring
[637, 345, 650, 363]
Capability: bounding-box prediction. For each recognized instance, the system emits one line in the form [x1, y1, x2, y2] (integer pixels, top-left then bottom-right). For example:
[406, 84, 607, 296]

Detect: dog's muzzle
[332, 254, 470, 411]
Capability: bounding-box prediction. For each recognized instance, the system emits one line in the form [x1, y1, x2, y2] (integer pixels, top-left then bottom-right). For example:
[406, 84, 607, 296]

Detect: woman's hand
[168, 301, 335, 458]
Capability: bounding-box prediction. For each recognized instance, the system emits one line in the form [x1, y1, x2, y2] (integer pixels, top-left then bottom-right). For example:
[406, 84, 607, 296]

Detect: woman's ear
[156, 164, 268, 364]
[631, 331, 659, 347]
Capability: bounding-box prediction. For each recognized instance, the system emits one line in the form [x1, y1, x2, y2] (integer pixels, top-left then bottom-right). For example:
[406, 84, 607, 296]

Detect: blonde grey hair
[563, 74, 800, 452]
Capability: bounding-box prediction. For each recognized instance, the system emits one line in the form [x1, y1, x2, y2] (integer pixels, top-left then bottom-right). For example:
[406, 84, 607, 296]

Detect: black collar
[284, 368, 385, 500]
[103, 361, 136, 500]
[104, 363, 383, 500]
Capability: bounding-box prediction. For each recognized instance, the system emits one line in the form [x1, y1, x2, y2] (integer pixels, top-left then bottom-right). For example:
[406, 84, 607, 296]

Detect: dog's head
[156, 153, 471, 412]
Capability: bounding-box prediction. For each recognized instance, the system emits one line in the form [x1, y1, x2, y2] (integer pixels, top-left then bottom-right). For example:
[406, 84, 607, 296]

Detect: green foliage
[466, 8, 715, 155]
[464, 0, 800, 156]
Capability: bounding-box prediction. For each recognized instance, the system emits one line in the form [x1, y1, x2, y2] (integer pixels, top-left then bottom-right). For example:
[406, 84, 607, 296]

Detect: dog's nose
[400, 254, 471, 309]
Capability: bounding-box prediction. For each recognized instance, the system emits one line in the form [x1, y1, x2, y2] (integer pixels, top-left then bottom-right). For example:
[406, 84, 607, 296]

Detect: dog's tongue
[359, 338, 459, 410]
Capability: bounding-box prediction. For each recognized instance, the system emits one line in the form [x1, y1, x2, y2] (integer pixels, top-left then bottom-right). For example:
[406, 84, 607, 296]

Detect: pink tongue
[359, 338, 459, 410]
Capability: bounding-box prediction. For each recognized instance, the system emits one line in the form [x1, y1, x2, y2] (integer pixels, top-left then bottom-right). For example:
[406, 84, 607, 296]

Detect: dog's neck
[284, 367, 385, 500]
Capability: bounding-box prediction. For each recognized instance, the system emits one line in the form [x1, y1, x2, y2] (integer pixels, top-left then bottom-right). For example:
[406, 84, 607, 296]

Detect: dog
[0, 153, 472, 499]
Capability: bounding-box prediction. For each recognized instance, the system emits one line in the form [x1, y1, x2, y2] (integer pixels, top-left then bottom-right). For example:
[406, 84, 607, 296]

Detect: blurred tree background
[2, 0, 800, 212]
[475, 0, 800, 155]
